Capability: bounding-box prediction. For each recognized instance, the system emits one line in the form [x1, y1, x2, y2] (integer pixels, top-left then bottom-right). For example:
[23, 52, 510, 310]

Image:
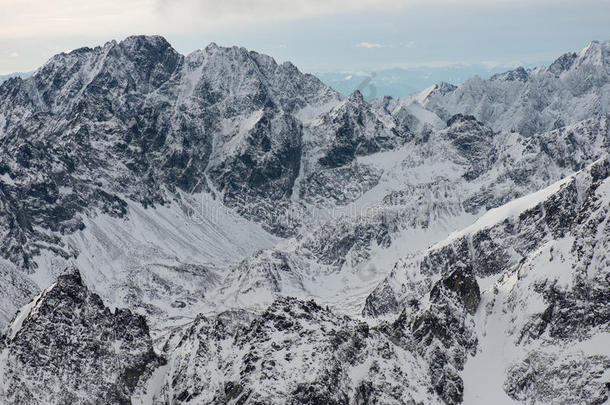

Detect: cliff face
[0, 36, 609, 404]
[0, 268, 163, 404]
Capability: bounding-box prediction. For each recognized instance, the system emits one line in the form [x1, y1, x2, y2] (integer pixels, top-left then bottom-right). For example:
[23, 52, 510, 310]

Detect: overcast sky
[1, 0, 609, 75]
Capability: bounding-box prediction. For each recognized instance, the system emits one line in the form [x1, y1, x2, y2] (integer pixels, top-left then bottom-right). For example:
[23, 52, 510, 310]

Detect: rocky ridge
[0, 36, 609, 404]
[0, 267, 163, 404]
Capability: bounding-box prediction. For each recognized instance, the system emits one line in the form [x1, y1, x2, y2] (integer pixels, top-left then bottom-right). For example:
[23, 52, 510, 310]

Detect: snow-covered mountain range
[0, 36, 609, 404]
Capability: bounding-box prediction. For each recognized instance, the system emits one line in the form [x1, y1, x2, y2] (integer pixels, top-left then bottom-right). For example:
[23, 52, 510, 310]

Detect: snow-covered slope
[418, 41, 610, 136]
[34, 194, 279, 332]
[0, 35, 609, 404]
[0, 259, 38, 327]
[0, 35, 405, 329]
[371, 158, 610, 404]
[218, 114, 610, 317]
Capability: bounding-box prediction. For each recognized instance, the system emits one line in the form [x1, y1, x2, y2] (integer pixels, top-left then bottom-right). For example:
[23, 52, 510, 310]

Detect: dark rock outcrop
[0, 267, 164, 404]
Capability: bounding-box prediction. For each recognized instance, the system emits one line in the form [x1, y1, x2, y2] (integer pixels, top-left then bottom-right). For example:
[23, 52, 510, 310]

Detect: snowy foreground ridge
[0, 35, 609, 404]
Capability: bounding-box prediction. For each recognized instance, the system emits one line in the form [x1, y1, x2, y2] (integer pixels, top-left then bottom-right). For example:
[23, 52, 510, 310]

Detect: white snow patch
[0, 173, 14, 186]
[437, 173, 575, 248]
[462, 287, 522, 404]
[131, 363, 169, 404]
[6, 285, 51, 339]
[31, 193, 279, 331]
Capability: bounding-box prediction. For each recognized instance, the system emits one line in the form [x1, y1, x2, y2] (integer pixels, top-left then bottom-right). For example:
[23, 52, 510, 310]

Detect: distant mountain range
[0, 36, 608, 404]
[0, 71, 31, 84]
[1, 65, 536, 100]
[316, 64, 541, 98]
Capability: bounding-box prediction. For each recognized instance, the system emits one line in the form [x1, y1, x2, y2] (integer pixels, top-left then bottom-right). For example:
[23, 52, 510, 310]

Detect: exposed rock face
[421, 159, 609, 281]
[498, 159, 610, 405]
[0, 36, 609, 405]
[429, 264, 480, 315]
[222, 112, 610, 313]
[0, 34, 412, 273]
[384, 264, 480, 405]
[0, 267, 163, 404]
[362, 280, 402, 317]
[363, 119, 610, 319]
[443, 114, 496, 180]
[0, 259, 39, 326]
[0, 33, 412, 329]
[314, 91, 408, 169]
[376, 159, 610, 404]
[154, 297, 437, 404]
[504, 352, 609, 404]
[419, 40, 610, 135]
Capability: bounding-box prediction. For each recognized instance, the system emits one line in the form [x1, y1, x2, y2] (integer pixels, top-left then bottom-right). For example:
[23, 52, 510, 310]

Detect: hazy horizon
[2, 0, 609, 77]
[0, 48, 549, 98]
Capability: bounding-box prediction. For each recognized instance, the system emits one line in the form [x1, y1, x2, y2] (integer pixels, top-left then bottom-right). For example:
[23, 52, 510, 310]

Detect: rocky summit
[0, 36, 609, 404]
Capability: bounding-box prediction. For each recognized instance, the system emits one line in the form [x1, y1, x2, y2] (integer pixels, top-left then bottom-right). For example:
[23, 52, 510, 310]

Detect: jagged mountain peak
[576, 39, 609, 65]
[197, 40, 274, 65]
[546, 40, 609, 76]
[120, 34, 173, 49]
[179, 38, 339, 117]
[548, 51, 578, 75]
[35, 34, 179, 77]
[51, 264, 80, 278]
[419, 39, 610, 135]
[431, 81, 458, 95]
[5, 266, 115, 340]
[489, 40, 610, 83]
[155, 294, 439, 404]
[410, 81, 458, 104]
[3, 34, 335, 120]
[192, 40, 305, 83]
[1, 35, 610, 405]
[0, 34, 344, 270]
[0, 265, 163, 404]
[347, 89, 365, 103]
[489, 65, 529, 82]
